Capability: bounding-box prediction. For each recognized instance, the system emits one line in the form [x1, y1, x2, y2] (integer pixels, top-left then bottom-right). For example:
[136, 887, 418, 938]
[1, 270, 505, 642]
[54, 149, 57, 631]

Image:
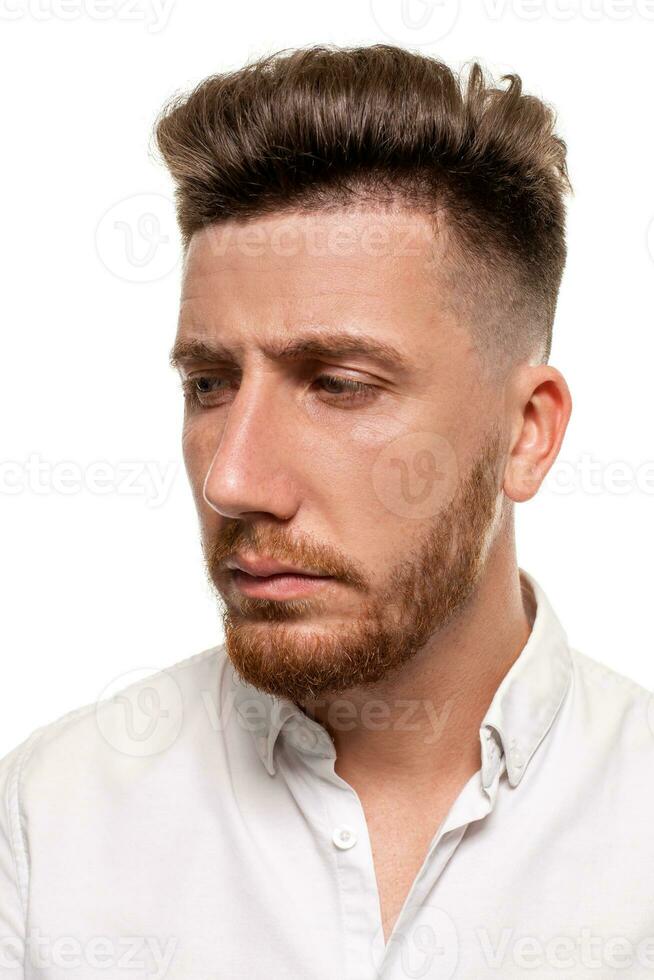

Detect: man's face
[173, 206, 506, 704]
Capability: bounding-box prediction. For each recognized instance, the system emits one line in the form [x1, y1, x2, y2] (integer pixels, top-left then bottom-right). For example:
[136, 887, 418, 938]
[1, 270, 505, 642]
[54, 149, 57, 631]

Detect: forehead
[177, 207, 469, 371]
[182, 207, 438, 303]
[184, 203, 439, 263]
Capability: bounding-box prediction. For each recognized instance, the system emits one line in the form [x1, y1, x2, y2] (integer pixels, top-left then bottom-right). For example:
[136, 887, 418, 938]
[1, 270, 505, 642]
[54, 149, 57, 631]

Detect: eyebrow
[168, 330, 414, 377]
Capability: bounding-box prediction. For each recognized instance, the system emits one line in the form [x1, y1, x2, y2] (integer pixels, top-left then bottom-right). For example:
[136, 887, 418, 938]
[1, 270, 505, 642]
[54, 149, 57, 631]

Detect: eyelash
[181, 374, 377, 408]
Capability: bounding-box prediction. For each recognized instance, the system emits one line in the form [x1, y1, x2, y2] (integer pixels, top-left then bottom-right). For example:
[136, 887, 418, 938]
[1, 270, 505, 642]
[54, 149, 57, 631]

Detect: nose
[201, 371, 301, 521]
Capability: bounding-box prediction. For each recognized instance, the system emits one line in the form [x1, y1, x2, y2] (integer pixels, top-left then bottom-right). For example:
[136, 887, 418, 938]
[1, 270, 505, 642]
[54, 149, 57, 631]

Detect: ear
[503, 365, 572, 503]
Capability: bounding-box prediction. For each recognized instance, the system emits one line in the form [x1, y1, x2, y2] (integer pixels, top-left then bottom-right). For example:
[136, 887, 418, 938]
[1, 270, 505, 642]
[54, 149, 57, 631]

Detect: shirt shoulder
[4, 642, 227, 751]
[569, 644, 652, 705]
[0, 643, 232, 927]
[565, 644, 654, 763]
[0, 733, 37, 946]
[1, 643, 232, 773]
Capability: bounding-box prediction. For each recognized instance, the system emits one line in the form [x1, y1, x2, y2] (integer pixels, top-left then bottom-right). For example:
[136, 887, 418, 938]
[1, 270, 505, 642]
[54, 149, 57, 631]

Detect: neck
[300, 533, 533, 793]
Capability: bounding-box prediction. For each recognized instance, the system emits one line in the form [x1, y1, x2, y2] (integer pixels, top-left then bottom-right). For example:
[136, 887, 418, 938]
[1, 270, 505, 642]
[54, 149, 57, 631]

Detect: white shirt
[1, 568, 653, 979]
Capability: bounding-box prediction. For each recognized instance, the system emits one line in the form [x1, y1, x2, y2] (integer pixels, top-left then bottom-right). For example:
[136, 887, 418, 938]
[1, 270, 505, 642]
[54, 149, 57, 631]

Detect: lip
[230, 568, 334, 599]
[225, 554, 325, 578]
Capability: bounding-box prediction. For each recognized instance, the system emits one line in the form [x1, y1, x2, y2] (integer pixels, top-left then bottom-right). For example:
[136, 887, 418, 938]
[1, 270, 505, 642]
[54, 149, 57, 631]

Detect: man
[1, 43, 652, 979]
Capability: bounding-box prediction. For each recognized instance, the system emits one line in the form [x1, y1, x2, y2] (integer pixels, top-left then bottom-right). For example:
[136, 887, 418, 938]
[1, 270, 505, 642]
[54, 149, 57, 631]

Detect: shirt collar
[230, 568, 572, 787]
[479, 568, 572, 788]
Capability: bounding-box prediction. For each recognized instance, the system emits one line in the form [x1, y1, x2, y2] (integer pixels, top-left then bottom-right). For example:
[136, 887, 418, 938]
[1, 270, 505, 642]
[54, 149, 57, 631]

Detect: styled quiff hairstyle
[153, 44, 572, 365]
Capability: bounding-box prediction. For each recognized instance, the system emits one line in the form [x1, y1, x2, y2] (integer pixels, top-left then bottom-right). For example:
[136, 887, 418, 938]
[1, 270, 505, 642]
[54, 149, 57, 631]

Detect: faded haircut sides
[152, 43, 572, 367]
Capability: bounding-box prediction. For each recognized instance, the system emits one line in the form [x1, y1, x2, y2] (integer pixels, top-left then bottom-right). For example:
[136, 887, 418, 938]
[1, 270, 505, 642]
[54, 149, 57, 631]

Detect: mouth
[230, 568, 334, 599]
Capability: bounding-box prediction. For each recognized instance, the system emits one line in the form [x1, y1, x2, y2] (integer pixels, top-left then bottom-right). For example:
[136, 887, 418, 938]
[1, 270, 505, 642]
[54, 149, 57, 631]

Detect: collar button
[332, 827, 357, 850]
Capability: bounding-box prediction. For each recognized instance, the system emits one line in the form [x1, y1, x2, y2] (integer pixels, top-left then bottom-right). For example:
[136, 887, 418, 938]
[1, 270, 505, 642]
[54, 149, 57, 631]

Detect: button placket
[311, 765, 383, 980]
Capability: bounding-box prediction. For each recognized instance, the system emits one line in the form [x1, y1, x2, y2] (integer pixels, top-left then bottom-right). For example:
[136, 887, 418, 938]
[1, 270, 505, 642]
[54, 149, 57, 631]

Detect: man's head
[157, 45, 572, 703]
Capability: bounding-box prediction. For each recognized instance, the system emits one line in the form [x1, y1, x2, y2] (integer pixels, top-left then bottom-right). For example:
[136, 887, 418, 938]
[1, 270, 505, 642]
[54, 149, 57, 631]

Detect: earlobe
[503, 454, 544, 503]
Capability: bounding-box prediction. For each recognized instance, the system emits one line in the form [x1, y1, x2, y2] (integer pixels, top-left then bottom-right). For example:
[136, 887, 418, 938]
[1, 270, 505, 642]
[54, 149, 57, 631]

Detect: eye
[313, 374, 377, 404]
[180, 372, 378, 409]
[181, 375, 231, 407]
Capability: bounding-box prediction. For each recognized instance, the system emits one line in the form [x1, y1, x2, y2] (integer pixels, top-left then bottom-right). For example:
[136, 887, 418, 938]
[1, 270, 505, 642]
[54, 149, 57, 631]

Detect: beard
[203, 426, 503, 704]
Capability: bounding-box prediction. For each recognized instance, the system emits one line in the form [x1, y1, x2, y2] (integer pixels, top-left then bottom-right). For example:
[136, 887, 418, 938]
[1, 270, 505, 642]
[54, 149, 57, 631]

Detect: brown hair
[153, 43, 572, 364]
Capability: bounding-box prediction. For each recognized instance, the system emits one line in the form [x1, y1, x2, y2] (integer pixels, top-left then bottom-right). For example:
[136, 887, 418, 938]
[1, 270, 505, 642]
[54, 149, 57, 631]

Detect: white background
[1, 0, 653, 757]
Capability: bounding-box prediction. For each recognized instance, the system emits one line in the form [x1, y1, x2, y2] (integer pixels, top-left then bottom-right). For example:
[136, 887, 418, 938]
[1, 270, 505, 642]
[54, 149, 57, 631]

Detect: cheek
[349, 410, 408, 448]
[312, 411, 408, 507]
[341, 412, 460, 524]
[370, 431, 460, 523]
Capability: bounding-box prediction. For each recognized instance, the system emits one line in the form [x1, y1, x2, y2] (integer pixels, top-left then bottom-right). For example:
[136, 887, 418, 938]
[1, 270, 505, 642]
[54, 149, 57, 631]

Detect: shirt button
[332, 826, 357, 850]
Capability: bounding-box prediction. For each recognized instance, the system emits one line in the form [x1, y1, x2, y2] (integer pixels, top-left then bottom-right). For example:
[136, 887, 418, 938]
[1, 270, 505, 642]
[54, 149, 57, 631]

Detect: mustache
[202, 523, 368, 588]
